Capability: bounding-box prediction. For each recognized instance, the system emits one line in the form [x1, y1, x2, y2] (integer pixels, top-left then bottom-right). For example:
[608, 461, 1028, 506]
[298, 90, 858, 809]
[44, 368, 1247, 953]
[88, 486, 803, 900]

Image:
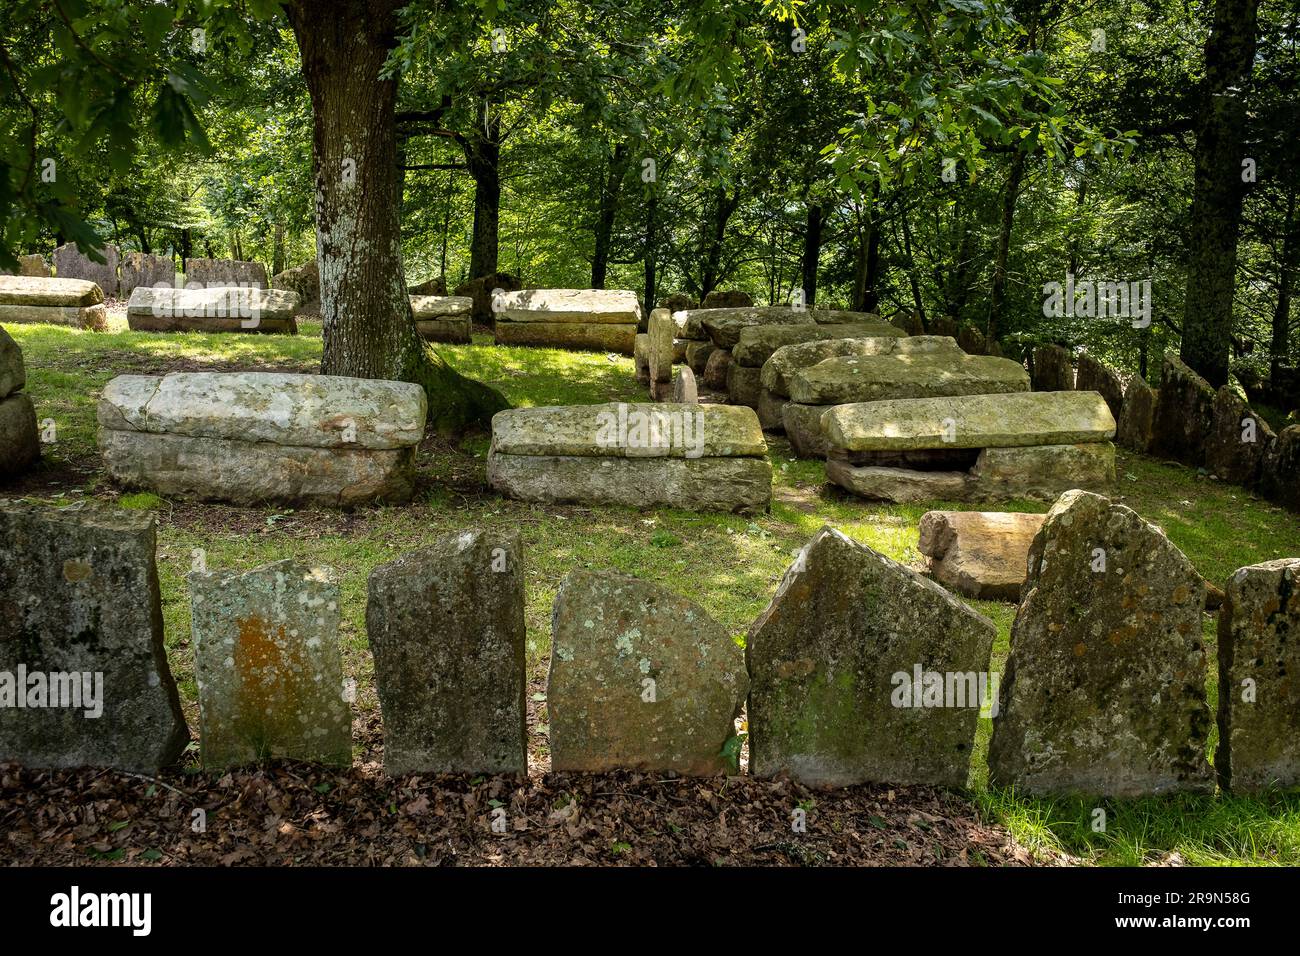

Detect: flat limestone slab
[0, 302, 107, 330]
[762, 335, 959, 397]
[495, 288, 641, 325]
[494, 319, 636, 354]
[410, 294, 472, 318]
[126, 286, 300, 333]
[733, 321, 895, 367]
[0, 503, 190, 773]
[190, 560, 351, 769]
[367, 531, 527, 776]
[487, 453, 772, 513]
[415, 317, 471, 344]
[918, 511, 1046, 601]
[823, 390, 1116, 453]
[701, 308, 816, 348]
[489, 402, 766, 459]
[548, 571, 748, 775]
[98, 372, 427, 450]
[0, 275, 103, 307]
[100, 430, 416, 507]
[788, 352, 1030, 405]
[746, 526, 995, 788]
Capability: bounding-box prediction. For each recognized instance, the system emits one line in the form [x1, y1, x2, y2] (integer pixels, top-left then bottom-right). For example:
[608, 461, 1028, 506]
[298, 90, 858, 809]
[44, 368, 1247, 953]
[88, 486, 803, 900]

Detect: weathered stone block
[726, 362, 762, 408]
[1260, 426, 1300, 510]
[1075, 353, 1124, 420]
[761, 335, 958, 398]
[190, 560, 351, 768]
[918, 511, 1045, 601]
[1217, 559, 1300, 793]
[988, 490, 1214, 796]
[0, 324, 24, 399]
[548, 571, 747, 774]
[747, 526, 995, 787]
[126, 285, 299, 333]
[367, 532, 527, 776]
[54, 243, 118, 296]
[732, 321, 888, 368]
[1151, 352, 1215, 465]
[494, 319, 636, 354]
[703, 347, 732, 390]
[1117, 377, 1157, 453]
[0, 503, 188, 772]
[495, 288, 641, 325]
[787, 352, 1030, 405]
[1206, 385, 1275, 486]
[1031, 344, 1074, 391]
[119, 253, 176, 299]
[0, 393, 39, 476]
[183, 257, 268, 289]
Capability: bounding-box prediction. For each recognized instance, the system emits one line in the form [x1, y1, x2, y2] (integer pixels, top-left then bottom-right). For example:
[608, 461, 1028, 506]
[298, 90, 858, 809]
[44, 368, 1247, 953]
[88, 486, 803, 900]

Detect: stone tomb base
[827, 442, 1116, 503]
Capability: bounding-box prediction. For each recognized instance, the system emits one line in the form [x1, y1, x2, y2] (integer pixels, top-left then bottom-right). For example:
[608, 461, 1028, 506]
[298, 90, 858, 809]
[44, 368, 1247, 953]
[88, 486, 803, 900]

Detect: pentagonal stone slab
[746, 526, 996, 788]
[988, 490, 1214, 797]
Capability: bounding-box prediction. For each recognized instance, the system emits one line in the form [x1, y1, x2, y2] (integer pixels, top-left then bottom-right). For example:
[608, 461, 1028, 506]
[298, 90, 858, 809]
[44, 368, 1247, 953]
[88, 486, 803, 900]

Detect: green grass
[6, 317, 1300, 866]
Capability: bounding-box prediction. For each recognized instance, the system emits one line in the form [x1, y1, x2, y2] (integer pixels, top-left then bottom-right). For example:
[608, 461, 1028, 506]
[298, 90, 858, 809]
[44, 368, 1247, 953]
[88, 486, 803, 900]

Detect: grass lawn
[6, 316, 1300, 866]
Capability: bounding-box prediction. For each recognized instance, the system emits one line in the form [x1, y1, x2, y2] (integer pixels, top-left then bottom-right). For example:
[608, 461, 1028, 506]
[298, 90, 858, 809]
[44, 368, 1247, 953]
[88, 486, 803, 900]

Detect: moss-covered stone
[746, 526, 995, 788]
[988, 490, 1214, 797]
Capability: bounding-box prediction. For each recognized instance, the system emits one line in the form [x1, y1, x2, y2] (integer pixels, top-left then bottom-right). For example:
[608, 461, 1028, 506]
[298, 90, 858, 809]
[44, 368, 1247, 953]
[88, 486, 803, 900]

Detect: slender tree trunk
[592, 141, 629, 288]
[988, 151, 1026, 340]
[901, 211, 926, 327]
[285, 0, 506, 434]
[1180, 0, 1262, 387]
[700, 186, 737, 297]
[1273, 186, 1297, 381]
[643, 191, 658, 318]
[801, 202, 824, 306]
[272, 223, 286, 276]
[465, 102, 501, 280]
[440, 172, 454, 282]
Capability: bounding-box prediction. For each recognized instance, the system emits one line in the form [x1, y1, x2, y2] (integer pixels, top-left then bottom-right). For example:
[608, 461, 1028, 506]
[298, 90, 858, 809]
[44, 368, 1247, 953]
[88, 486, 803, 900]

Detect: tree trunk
[901, 211, 927, 327]
[285, 0, 506, 435]
[1273, 185, 1297, 381]
[700, 187, 737, 298]
[852, 198, 882, 313]
[801, 202, 824, 306]
[1180, 0, 1262, 387]
[465, 101, 501, 280]
[643, 191, 658, 319]
[272, 223, 286, 276]
[988, 151, 1026, 341]
[592, 141, 629, 288]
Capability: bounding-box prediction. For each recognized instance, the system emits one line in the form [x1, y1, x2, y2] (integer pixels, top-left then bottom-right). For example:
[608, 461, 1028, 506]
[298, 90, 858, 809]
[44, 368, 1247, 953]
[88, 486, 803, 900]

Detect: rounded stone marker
[672, 366, 698, 404]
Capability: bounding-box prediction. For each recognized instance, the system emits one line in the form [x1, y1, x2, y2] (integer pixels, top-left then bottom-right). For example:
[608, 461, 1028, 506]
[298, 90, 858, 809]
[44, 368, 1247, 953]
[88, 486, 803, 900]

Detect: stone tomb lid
[823, 390, 1117, 452]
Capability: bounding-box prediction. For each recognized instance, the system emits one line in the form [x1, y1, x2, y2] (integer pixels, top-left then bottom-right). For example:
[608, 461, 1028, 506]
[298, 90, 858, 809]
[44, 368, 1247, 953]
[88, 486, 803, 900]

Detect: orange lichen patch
[61, 559, 93, 583]
[1172, 585, 1189, 604]
[231, 614, 312, 760]
[1073, 642, 1087, 657]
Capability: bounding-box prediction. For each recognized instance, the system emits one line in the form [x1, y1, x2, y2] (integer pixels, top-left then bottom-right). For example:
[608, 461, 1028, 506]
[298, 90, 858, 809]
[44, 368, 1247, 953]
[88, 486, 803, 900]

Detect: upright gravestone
[189, 559, 351, 768]
[0, 325, 38, 476]
[1117, 377, 1157, 453]
[1206, 385, 1275, 486]
[746, 526, 996, 788]
[988, 490, 1214, 796]
[1217, 559, 1300, 793]
[53, 242, 118, 297]
[548, 570, 748, 775]
[1075, 352, 1124, 420]
[367, 531, 527, 776]
[0, 503, 189, 772]
[1031, 344, 1075, 391]
[184, 257, 268, 289]
[119, 252, 176, 298]
[1151, 352, 1215, 465]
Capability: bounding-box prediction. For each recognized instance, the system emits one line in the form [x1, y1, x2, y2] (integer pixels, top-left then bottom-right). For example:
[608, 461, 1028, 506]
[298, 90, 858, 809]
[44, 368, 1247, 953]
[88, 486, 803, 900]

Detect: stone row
[2, 499, 1297, 794]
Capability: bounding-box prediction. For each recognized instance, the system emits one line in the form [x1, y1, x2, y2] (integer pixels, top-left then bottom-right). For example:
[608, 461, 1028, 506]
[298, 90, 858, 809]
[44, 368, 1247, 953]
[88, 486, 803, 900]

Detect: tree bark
[643, 191, 658, 319]
[800, 202, 823, 306]
[285, 0, 507, 435]
[1180, 0, 1262, 387]
[987, 151, 1026, 341]
[465, 100, 501, 280]
[1272, 185, 1297, 381]
[592, 141, 629, 288]
[700, 186, 737, 297]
